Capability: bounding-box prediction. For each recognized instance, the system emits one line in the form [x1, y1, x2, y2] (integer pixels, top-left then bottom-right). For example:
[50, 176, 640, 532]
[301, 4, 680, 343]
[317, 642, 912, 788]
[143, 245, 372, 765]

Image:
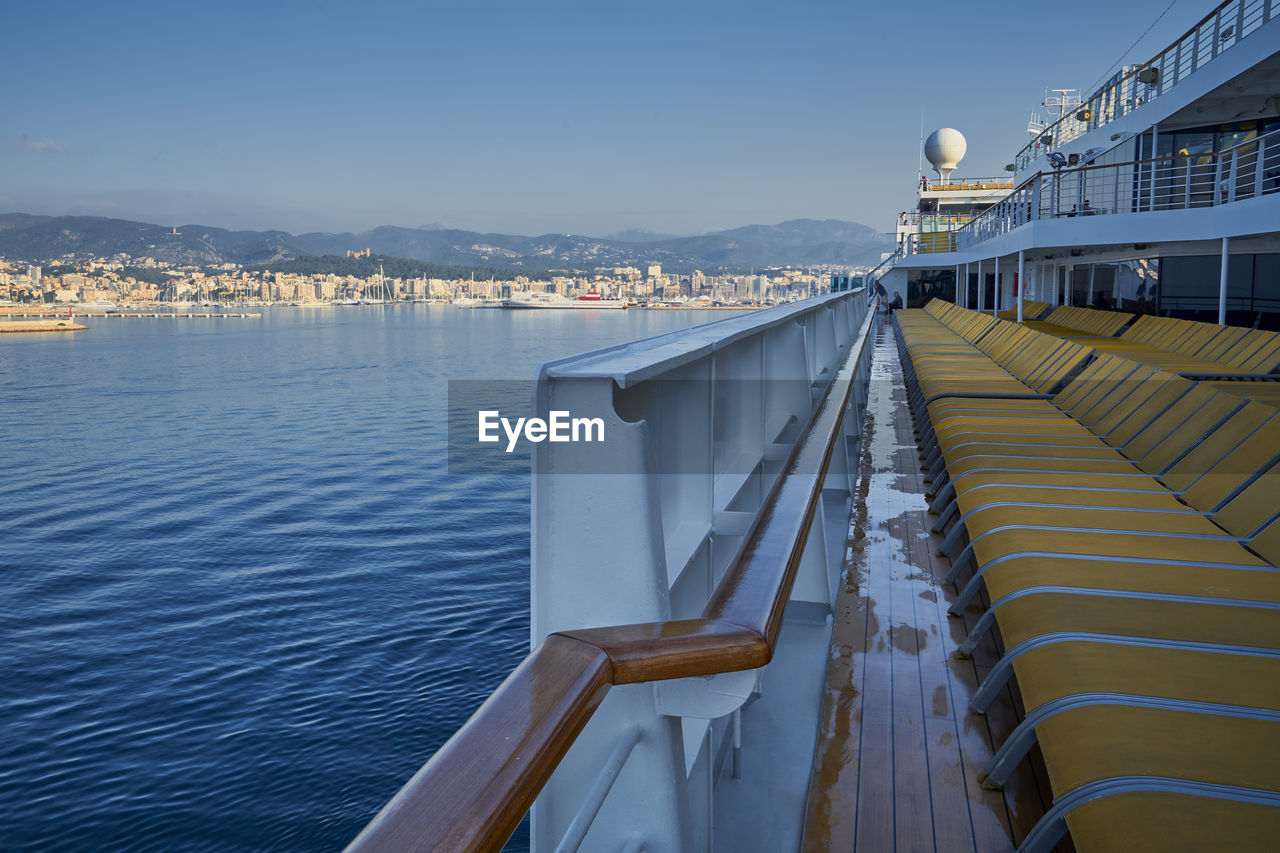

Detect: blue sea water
[0, 305, 747, 851]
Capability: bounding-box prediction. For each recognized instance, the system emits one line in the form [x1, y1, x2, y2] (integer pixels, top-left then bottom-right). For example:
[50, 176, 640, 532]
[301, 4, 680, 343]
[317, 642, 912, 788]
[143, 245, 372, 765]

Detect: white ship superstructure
[876, 0, 1280, 325]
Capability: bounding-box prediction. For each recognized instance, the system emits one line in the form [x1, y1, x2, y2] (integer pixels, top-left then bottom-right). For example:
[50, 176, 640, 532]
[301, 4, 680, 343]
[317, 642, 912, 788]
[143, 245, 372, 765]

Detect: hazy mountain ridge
[0, 214, 892, 271]
[0, 214, 296, 267]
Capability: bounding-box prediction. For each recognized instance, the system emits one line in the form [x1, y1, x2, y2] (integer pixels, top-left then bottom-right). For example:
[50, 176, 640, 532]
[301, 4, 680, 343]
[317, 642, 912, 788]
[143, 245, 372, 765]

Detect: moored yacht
[74, 300, 119, 313]
[503, 290, 627, 309]
[453, 295, 504, 308]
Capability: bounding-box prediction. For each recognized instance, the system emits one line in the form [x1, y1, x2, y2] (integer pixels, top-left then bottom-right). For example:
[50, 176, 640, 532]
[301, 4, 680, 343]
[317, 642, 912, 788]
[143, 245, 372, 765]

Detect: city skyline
[7, 0, 1203, 236]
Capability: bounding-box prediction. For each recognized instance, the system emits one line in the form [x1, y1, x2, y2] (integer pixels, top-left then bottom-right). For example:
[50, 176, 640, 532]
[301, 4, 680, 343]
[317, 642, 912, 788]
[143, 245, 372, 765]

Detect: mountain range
[0, 213, 893, 272]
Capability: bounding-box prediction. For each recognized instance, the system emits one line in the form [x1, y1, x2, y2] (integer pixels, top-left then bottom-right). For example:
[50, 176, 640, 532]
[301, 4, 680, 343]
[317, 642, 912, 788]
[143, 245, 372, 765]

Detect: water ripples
[0, 306, 745, 850]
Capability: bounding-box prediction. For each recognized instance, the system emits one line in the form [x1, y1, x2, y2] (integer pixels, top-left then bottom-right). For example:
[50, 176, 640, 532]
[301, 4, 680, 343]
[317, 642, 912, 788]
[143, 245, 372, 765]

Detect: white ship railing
[867, 248, 903, 278]
[898, 211, 976, 231]
[920, 177, 1015, 191]
[959, 126, 1280, 250]
[347, 289, 876, 852]
[1014, 0, 1275, 172]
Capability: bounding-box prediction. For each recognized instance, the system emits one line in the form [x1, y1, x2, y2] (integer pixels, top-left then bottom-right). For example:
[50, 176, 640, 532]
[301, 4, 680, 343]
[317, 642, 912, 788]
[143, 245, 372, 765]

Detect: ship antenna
[918, 111, 925, 183]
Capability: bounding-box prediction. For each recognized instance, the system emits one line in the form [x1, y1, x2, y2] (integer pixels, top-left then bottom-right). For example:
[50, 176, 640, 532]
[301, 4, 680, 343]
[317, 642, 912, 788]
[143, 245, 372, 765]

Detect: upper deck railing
[957, 126, 1280, 250]
[921, 177, 1015, 192]
[1014, 0, 1276, 172]
[898, 211, 975, 230]
[866, 248, 903, 284]
[346, 291, 876, 851]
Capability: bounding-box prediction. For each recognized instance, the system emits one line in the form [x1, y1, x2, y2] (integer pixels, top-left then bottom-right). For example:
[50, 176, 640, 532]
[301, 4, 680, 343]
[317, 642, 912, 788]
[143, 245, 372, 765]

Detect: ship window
[1252, 254, 1280, 320]
[1173, 131, 1214, 161]
[906, 269, 956, 308]
[1115, 259, 1159, 315]
[1070, 267, 1091, 306]
[1150, 123, 1265, 162]
[1216, 123, 1257, 151]
[1090, 266, 1117, 309]
[1161, 255, 1218, 305]
[1157, 253, 1280, 327]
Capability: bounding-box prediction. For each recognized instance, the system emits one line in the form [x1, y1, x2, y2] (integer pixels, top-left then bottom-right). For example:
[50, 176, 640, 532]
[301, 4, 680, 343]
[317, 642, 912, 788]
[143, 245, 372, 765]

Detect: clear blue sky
[4, 0, 1206, 237]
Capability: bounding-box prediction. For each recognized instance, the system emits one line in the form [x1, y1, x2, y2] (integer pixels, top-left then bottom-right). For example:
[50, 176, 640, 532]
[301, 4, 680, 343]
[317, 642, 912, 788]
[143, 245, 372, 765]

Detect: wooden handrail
[347, 636, 613, 852]
[559, 618, 768, 683]
[346, 303, 875, 853]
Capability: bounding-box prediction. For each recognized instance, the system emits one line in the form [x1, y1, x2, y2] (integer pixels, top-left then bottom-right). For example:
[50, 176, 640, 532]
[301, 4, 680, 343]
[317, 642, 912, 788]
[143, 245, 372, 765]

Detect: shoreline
[0, 304, 771, 316]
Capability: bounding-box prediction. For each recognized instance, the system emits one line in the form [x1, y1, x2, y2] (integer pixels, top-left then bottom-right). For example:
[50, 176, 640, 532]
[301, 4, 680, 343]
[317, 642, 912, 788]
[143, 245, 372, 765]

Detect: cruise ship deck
[349, 291, 1280, 853]
[800, 318, 1057, 852]
[346, 3, 1280, 844]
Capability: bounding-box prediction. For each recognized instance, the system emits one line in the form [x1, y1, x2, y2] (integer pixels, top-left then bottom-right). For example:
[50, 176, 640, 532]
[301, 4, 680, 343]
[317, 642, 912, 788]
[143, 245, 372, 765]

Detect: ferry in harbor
[348, 1, 1280, 850]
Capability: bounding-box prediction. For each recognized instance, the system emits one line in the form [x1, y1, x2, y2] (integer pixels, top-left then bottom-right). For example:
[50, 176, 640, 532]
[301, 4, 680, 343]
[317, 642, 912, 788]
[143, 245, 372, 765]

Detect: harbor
[0, 312, 260, 319]
[3, 0, 1278, 849]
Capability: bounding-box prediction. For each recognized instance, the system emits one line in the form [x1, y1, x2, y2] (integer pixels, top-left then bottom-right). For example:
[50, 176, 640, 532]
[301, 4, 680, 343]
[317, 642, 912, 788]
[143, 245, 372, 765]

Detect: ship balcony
[899, 212, 977, 230]
[948, 125, 1280, 255]
[1013, 0, 1279, 175]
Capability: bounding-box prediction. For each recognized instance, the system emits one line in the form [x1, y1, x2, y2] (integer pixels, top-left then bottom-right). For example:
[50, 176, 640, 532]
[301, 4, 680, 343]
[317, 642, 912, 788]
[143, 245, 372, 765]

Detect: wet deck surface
[801, 320, 1059, 853]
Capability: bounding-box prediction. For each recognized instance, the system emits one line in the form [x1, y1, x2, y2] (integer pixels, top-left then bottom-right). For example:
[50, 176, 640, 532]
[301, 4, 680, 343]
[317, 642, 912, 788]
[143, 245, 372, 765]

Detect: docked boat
[503, 290, 626, 309]
[348, 2, 1280, 850]
[73, 300, 118, 313]
[453, 296, 504, 308]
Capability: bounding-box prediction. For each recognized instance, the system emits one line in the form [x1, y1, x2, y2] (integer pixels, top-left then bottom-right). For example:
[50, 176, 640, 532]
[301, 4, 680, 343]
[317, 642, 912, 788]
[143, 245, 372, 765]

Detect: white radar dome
[924, 128, 967, 182]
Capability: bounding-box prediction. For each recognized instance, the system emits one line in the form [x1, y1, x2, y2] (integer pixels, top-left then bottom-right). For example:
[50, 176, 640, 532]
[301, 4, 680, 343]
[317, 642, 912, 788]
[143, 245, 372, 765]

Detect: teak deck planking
[802, 322, 1064, 853]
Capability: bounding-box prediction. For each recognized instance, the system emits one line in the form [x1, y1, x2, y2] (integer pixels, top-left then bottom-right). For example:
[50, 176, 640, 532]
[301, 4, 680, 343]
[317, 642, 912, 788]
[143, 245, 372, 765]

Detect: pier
[0, 320, 89, 333]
